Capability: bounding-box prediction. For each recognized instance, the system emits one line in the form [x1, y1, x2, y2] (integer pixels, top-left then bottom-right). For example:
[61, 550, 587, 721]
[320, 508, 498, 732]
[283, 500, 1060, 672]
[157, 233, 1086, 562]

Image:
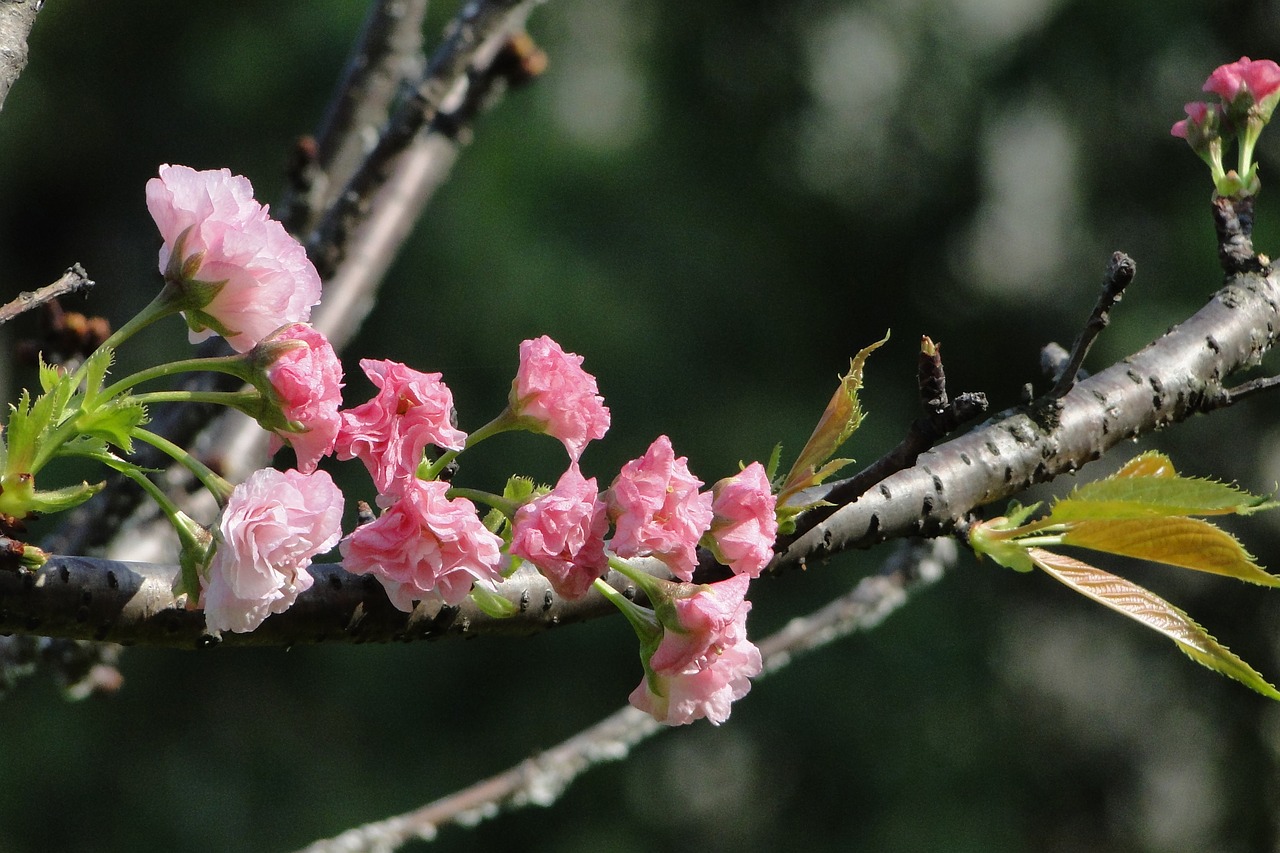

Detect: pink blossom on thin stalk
[608, 435, 714, 581]
[706, 462, 778, 579]
[510, 464, 609, 599]
[629, 575, 761, 726]
[145, 164, 321, 353]
[257, 324, 343, 474]
[510, 336, 610, 460]
[1171, 101, 1215, 140]
[340, 479, 503, 611]
[200, 468, 344, 635]
[335, 359, 467, 499]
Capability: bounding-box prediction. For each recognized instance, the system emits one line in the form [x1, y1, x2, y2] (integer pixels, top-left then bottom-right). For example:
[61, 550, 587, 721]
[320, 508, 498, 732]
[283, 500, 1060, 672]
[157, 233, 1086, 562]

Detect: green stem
[94, 281, 188, 354]
[132, 389, 261, 411]
[132, 428, 235, 504]
[592, 576, 662, 640]
[99, 354, 249, 400]
[446, 486, 518, 517]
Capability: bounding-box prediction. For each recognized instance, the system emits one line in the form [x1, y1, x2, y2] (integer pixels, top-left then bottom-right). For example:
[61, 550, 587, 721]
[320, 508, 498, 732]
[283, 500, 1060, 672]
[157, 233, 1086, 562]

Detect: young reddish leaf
[1028, 547, 1280, 700]
[1060, 517, 1280, 586]
[1047, 450, 1275, 522]
[778, 332, 888, 506]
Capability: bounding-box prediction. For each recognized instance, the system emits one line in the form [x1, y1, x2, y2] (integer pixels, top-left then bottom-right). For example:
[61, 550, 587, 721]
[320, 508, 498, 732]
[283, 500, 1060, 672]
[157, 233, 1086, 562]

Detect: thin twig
[0, 264, 94, 327]
[1047, 251, 1136, 399]
[292, 539, 957, 853]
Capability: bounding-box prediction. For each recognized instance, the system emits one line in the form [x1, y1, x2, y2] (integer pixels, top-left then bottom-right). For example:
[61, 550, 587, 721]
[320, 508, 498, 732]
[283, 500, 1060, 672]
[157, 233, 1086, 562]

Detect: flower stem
[132, 427, 235, 504]
[99, 354, 249, 400]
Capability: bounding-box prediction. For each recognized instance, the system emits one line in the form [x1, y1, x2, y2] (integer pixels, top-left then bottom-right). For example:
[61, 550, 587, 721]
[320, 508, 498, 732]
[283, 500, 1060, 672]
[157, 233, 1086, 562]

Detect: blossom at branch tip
[200, 468, 344, 635]
[145, 164, 321, 352]
[256, 323, 343, 474]
[510, 464, 609, 599]
[1203, 57, 1280, 110]
[706, 462, 778, 578]
[629, 575, 761, 725]
[340, 479, 503, 611]
[1170, 101, 1218, 142]
[335, 359, 467, 499]
[607, 435, 713, 581]
[509, 335, 610, 460]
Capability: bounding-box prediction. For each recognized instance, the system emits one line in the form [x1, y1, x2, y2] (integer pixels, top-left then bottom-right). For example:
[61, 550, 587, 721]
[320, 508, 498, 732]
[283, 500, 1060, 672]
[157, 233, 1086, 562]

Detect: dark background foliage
[2, 1, 1280, 851]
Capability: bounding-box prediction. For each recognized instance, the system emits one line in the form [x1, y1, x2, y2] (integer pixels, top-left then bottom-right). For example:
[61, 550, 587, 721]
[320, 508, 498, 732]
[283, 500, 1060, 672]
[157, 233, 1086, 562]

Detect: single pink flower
[1204, 57, 1280, 107]
[629, 634, 762, 726]
[607, 435, 714, 581]
[340, 479, 503, 611]
[257, 324, 344, 474]
[510, 464, 609, 599]
[200, 468, 344, 635]
[706, 462, 777, 578]
[650, 573, 753, 674]
[1171, 101, 1214, 139]
[510, 336, 610, 460]
[335, 360, 467, 498]
[146, 164, 321, 352]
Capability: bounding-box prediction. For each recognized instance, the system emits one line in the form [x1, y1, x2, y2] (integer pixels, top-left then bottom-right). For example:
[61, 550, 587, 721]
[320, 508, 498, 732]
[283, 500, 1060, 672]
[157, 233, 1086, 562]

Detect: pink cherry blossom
[650, 573, 753, 674]
[510, 336, 610, 460]
[1204, 57, 1280, 106]
[1171, 101, 1214, 139]
[706, 462, 777, 578]
[335, 359, 467, 498]
[629, 635, 762, 726]
[200, 468, 344, 635]
[510, 464, 609, 599]
[146, 164, 321, 353]
[608, 435, 714, 581]
[339, 479, 503, 611]
[260, 324, 343, 474]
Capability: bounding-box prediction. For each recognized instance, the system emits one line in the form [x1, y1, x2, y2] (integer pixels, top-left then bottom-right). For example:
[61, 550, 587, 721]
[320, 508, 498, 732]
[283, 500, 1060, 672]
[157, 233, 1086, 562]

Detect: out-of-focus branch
[292, 539, 957, 853]
[0, 0, 43, 114]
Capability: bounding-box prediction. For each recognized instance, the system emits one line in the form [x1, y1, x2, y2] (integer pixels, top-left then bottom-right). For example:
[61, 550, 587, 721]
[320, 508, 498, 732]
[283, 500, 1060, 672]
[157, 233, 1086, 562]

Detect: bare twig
[292, 539, 957, 853]
[1046, 251, 1136, 399]
[0, 264, 94, 327]
[0, 0, 43, 114]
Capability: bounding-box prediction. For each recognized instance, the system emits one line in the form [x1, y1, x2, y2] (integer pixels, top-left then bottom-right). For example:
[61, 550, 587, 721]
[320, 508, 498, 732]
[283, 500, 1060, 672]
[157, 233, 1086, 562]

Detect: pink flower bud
[608, 435, 714, 581]
[200, 468, 344, 634]
[145, 165, 321, 353]
[340, 479, 503, 611]
[510, 464, 609, 599]
[707, 462, 778, 578]
[259, 324, 343, 474]
[335, 360, 467, 498]
[510, 336, 610, 460]
[1203, 57, 1280, 112]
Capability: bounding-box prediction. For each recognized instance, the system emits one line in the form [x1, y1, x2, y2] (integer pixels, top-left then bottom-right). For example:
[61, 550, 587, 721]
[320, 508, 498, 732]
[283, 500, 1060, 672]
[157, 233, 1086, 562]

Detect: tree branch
[0, 0, 42, 115]
[6, 240, 1279, 646]
[292, 539, 956, 853]
[0, 264, 94, 327]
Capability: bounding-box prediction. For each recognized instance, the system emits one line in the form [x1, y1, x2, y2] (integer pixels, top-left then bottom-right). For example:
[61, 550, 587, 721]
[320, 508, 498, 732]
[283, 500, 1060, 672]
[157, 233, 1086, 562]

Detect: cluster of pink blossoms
[1172, 57, 1280, 196]
[146, 166, 780, 725]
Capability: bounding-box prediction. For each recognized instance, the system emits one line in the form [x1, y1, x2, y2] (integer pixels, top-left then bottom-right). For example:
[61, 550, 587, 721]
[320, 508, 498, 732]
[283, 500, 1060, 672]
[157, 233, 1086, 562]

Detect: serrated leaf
[1060, 516, 1280, 585]
[779, 331, 888, 503]
[1029, 547, 1280, 701]
[765, 442, 783, 482]
[1048, 451, 1275, 521]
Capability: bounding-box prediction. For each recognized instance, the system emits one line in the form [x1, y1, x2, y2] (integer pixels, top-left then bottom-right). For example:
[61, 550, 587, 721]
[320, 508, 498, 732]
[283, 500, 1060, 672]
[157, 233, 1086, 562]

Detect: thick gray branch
[0, 0, 41, 115]
[3, 260, 1277, 647]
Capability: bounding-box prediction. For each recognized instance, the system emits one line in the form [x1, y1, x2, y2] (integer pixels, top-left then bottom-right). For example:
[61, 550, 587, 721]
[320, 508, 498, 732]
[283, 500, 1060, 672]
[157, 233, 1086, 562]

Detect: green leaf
[1029, 547, 1280, 701]
[1047, 450, 1276, 521]
[469, 583, 517, 618]
[764, 442, 783, 483]
[778, 331, 888, 505]
[1060, 517, 1280, 586]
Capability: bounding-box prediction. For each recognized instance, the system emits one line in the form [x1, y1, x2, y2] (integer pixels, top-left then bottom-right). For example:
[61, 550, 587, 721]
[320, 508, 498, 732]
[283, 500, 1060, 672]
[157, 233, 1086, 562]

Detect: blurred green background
[3, 1, 1280, 851]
